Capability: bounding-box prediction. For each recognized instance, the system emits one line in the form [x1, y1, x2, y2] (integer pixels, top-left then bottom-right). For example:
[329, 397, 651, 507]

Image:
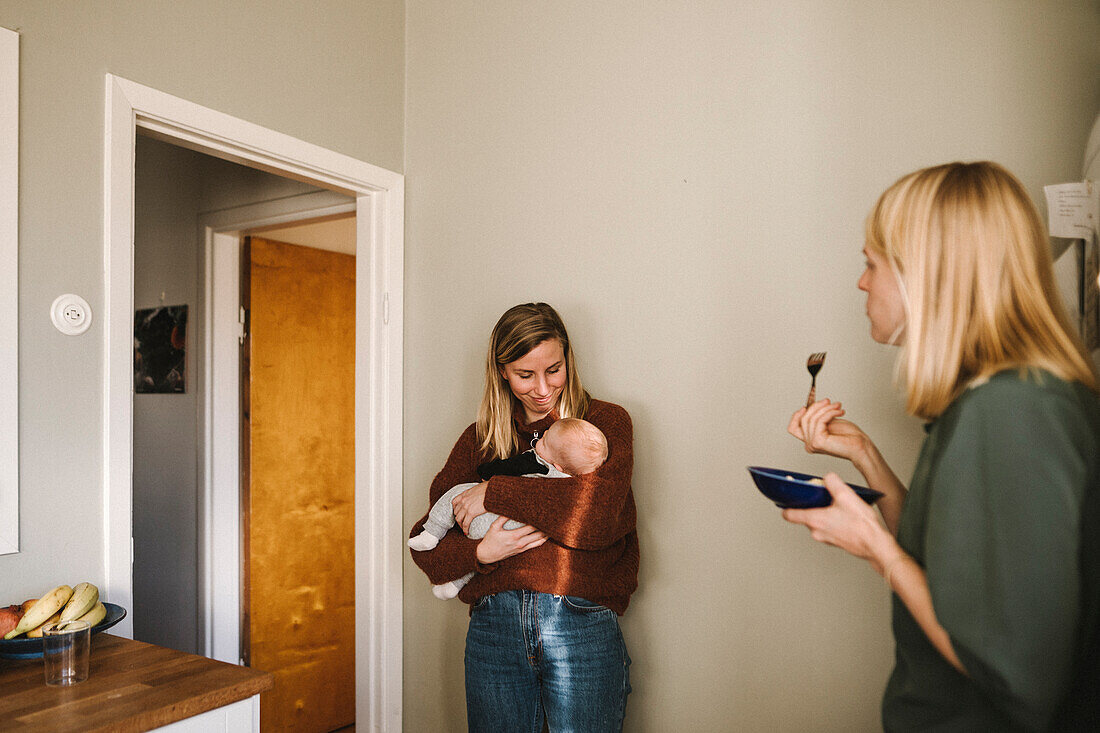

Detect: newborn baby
[409, 417, 608, 599]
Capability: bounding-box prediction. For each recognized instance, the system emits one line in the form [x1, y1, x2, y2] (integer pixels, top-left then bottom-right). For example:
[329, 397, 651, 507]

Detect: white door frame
[104, 75, 403, 730]
[198, 190, 355, 666]
[0, 27, 19, 556]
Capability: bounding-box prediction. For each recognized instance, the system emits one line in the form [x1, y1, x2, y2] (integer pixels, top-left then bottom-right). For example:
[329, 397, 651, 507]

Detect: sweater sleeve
[482, 401, 635, 551]
[408, 424, 493, 584]
[924, 378, 1092, 730]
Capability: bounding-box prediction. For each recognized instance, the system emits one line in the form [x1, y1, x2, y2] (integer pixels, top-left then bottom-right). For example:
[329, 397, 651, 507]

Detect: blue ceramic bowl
[0, 602, 127, 660]
[747, 466, 883, 509]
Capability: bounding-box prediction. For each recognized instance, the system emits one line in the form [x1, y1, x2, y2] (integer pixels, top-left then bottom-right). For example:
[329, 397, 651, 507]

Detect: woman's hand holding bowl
[781, 472, 898, 569]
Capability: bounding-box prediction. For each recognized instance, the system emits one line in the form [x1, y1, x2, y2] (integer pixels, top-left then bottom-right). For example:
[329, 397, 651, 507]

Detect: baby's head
[535, 418, 608, 476]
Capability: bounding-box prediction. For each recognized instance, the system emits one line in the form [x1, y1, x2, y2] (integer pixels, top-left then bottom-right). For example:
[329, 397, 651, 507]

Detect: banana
[76, 601, 107, 627]
[26, 611, 61, 638]
[60, 582, 99, 622]
[3, 585, 72, 639]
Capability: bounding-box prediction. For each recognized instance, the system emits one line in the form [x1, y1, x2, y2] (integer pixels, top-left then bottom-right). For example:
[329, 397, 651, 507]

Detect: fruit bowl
[0, 602, 127, 660]
[747, 466, 883, 509]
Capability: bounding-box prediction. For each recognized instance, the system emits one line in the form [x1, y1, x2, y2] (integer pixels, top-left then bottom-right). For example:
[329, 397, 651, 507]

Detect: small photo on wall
[134, 305, 188, 394]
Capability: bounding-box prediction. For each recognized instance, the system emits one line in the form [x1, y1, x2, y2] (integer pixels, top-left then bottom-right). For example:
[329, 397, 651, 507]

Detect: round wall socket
[50, 294, 92, 335]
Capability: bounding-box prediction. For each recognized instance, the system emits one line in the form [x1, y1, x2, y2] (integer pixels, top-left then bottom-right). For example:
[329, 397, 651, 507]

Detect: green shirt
[883, 370, 1100, 732]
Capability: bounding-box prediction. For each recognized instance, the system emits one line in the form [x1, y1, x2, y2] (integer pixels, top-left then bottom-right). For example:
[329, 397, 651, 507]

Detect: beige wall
[0, 0, 402, 609]
[403, 2, 1100, 731]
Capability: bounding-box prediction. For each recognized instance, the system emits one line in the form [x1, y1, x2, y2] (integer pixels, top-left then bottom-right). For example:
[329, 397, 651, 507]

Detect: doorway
[200, 193, 359, 669]
[132, 137, 350, 658]
[105, 75, 404, 729]
[134, 174, 358, 729]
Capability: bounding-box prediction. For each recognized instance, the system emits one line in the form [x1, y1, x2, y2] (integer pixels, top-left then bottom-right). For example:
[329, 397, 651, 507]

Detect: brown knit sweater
[409, 399, 639, 615]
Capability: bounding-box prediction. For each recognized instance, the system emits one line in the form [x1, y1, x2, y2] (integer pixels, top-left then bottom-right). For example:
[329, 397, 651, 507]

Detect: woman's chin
[870, 326, 905, 346]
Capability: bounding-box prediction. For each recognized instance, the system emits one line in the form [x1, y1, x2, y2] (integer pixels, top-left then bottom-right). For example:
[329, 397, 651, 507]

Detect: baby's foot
[408, 532, 439, 551]
[432, 582, 461, 600]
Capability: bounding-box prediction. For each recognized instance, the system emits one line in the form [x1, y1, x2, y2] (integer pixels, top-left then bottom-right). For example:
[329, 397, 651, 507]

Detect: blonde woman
[784, 162, 1100, 731]
[410, 302, 637, 732]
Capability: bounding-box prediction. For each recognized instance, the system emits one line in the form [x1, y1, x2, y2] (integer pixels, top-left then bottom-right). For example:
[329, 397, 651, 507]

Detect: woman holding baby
[409, 302, 637, 732]
[785, 162, 1100, 730]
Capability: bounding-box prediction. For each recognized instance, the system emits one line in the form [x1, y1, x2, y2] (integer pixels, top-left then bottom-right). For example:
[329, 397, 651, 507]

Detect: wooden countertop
[0, 634, 273, 732]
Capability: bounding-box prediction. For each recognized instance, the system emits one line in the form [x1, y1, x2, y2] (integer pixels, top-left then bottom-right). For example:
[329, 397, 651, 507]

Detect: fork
[805, 352, 827, 407]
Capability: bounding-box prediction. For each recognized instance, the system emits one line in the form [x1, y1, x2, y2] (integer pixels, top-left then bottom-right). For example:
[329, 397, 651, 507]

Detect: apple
[0, 606, 21, 637]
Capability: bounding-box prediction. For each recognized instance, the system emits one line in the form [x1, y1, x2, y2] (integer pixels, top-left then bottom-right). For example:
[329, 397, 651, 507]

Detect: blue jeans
[465, 590, 631, 732]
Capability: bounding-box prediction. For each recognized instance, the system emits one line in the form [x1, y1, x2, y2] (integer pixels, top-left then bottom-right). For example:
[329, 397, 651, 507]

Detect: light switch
[50, 294, 92, 335]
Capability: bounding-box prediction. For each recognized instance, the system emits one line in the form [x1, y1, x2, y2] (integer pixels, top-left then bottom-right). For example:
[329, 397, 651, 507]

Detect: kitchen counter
[0, 634, 273, 732]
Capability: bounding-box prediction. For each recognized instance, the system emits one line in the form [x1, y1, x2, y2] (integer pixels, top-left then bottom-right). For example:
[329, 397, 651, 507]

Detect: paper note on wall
[1044, 181, 1098, 241]
[1045, 181, 1100, 351]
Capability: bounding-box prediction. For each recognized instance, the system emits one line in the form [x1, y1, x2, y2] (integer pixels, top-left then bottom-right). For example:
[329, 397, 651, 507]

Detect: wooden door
[242, 236, 356, 731]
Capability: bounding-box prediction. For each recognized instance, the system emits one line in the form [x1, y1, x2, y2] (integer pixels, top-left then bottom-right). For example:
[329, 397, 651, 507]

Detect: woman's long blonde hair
[866, 161, 1098, 419]
[476, 303, 591, 460]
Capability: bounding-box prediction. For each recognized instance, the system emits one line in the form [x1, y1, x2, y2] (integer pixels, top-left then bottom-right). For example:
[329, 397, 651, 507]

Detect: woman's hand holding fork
[788, 399, 870, 465]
